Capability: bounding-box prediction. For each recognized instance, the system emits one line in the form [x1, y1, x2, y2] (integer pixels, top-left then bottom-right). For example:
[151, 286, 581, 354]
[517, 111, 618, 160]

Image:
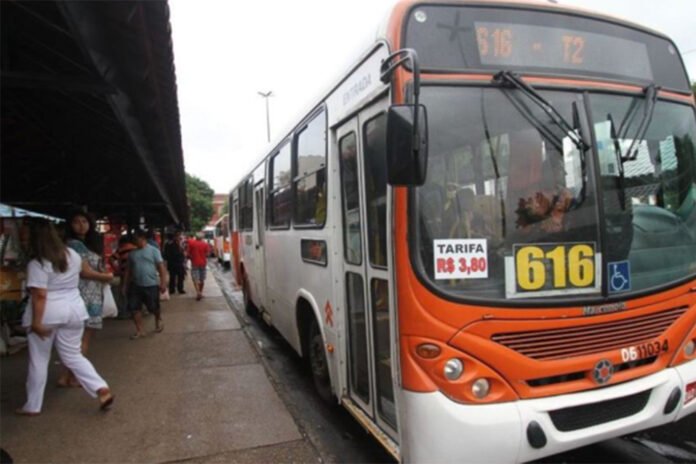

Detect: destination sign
[404, 5, 690, 91]
[474, 22, 653, 80]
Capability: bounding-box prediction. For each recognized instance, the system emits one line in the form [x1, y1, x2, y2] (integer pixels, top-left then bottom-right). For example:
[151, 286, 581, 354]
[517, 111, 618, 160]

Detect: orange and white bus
[228, 192, 242, 286]
[229, 1, 696, 461]
[213, 214, 231, 268]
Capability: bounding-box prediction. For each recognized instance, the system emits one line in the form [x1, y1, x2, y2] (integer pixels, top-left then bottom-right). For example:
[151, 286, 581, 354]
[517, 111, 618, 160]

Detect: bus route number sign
[434, 239, 488, 280]
[507, 242, 600, 298]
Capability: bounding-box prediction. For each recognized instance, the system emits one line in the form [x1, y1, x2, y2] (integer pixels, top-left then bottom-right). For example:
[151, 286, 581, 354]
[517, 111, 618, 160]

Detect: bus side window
[239, 179, 254, 231]
[363, 113, 388, 268]
[339, 132, 362, 265]
[270, 142, 292, 228]
[295, 110, 327, 227]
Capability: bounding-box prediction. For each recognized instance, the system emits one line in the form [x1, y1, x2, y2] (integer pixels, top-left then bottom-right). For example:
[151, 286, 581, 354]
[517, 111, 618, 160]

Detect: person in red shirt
[187, 232, 210, 301]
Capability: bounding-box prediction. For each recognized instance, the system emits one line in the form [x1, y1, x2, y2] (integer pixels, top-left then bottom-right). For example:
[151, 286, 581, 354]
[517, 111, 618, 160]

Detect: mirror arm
[380, 48, 422, 150]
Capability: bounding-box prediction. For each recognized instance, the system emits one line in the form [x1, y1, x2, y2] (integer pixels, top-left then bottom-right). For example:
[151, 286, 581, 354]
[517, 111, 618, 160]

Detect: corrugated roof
[1, 1, 188, 227]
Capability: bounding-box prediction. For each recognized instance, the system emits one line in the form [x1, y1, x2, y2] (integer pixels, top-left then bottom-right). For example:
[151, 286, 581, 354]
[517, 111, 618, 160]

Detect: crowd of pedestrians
[15, 213, 211, 417]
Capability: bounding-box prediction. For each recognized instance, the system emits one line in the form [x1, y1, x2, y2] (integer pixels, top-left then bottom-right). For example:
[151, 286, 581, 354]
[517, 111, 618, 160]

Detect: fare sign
[434, 239, 488, 280]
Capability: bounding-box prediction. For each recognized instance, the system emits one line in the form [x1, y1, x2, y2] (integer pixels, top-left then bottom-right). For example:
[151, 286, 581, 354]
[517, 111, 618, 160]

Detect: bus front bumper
[399, 358, 696, 463]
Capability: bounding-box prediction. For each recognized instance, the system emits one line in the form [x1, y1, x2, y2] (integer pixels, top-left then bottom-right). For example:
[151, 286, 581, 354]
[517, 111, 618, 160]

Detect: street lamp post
[257, 90, 273, 143]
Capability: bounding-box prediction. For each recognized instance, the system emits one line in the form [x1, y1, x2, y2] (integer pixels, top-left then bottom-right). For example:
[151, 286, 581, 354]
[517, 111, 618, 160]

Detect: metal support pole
[257, 90, 273, 143]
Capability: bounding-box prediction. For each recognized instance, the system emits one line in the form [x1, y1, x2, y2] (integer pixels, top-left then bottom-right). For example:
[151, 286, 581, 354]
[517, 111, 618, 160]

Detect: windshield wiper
[620, 83, 659, 162]
[607, 114, 628, 210]
[493, 71, 590, 152]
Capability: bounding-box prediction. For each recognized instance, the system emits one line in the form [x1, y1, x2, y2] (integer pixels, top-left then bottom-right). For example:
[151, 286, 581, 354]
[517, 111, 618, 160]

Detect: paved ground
[4, 263, 695, 464]
[212, 266, 395, 464]
[0, 269, 320, 463]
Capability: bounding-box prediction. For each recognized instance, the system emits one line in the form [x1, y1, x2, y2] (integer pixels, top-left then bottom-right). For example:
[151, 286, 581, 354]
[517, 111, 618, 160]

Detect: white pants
[23, 320, 108, 413]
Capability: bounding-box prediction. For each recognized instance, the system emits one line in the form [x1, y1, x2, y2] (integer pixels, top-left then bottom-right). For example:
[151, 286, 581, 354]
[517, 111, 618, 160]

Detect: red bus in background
[213, 214, 231, 269]
[229, 189, 241, 287]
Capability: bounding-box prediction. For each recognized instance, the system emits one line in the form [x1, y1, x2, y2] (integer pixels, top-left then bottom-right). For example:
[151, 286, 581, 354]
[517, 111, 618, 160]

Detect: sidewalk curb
[210, 263, 326, 464]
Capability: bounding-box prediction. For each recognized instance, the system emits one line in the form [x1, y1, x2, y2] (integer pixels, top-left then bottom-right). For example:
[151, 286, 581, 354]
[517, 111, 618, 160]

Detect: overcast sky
[170, 0, 696, 193]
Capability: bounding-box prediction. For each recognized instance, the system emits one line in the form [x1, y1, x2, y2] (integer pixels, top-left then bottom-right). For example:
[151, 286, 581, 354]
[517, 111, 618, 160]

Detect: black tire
[242, 277, 257, 317]
[308, 318, 334, 403]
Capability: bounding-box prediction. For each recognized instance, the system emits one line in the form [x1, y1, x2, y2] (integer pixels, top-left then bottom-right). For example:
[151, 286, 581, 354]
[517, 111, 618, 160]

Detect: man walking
[187, 232, 210, 301]
[109, 235, 137, 319]
[163, 231, 186, 295]
[123, 229, 167, 338]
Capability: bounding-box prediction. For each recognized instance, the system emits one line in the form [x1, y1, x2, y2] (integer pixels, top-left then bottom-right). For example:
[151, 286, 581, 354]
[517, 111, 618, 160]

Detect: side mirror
[386, 104, 429, 186]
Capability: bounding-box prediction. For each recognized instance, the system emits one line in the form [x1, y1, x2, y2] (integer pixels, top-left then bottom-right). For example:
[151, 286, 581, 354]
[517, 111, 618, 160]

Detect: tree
[186, 173, 214, 233]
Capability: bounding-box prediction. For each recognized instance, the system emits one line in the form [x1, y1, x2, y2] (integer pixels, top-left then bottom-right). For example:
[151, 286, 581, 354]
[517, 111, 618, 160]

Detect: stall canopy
[1, 0, 189, 228]
[0, 203, 62, 221]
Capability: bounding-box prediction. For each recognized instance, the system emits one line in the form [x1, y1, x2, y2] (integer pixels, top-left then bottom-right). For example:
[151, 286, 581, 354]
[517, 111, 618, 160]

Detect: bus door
[337, 98, 397, 438]
[251, 181, 267, 308]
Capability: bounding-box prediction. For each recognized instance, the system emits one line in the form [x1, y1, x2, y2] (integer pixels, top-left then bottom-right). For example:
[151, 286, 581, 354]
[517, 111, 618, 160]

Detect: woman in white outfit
[16, 220, 114, 416]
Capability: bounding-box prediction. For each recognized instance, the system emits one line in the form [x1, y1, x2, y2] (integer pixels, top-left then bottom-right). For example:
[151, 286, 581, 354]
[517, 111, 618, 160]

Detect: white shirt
[22, 248, 89, 327]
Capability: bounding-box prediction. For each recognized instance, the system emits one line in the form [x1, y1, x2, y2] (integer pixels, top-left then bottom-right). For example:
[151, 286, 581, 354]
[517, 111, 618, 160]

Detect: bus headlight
[670, 320, 696, 367]
[686, 340, 695, 357]
[472, 378, 491, 399]
[444, 359, 464, 380]
[406, 336, 519, 404]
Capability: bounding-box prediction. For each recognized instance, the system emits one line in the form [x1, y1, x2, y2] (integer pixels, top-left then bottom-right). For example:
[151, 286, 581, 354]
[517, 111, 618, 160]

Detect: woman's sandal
[129, 332, 146, 340]
[98, 388, 114, 411]
[15, 408, 40, 417]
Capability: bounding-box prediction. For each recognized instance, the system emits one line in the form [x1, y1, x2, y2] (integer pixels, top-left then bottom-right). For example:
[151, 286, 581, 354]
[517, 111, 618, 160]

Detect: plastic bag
[102, 284, 118, 318]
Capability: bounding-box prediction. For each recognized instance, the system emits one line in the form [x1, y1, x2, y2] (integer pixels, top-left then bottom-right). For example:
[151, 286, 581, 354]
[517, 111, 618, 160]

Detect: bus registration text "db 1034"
[620, 340, 669, 362]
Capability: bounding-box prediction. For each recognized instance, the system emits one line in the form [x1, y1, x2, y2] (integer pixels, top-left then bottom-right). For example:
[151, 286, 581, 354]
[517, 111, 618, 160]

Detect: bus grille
[526, 356, 657, 387]
[549, 390, 651, 432]
[491, 307, 687, 360]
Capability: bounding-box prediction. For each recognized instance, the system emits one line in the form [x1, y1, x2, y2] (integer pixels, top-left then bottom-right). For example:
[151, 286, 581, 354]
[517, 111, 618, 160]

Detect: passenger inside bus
[426, 183, 501, 239]
[313, 170, 326, 225]
[441, 182, 458, 237]
[425, 136, 508, 245]
[450, 188, 491, 239]
[419, 183, 445, 240]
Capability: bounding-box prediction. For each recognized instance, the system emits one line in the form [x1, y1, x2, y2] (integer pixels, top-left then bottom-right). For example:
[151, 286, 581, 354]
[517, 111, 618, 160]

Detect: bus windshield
[414, 86, 696, 303]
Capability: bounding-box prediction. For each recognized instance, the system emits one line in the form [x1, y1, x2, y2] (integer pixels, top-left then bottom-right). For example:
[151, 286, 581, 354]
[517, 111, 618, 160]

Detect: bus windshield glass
[404, 5, 690, 91]
[414, 86, 696, 302]
[591, 95, 696, 294]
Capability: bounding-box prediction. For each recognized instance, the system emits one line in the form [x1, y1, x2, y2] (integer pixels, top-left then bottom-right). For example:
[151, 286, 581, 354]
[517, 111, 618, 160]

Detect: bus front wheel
[308, 318, 334, 403]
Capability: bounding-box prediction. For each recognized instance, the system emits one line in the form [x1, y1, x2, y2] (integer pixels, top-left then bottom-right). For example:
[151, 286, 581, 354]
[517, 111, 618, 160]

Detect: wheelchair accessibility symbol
[609, 261, 631, 293]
